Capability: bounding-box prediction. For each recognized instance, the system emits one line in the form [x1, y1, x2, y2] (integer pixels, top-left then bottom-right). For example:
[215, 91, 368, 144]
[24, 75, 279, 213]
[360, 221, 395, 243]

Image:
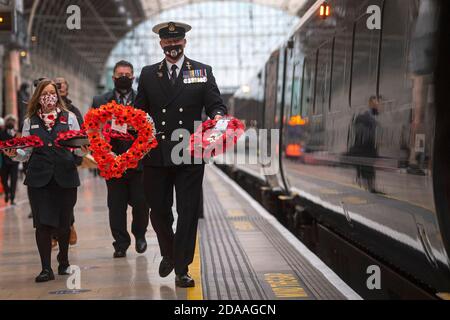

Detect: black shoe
[35, 269, 55, 283]
[159, 257, 174, 278]
[4, 194, 9, 203]
[175, 273, 195, 288]
[58, 264, 71, 275]
[113, 250, 126, 258]
[135, 238, 147, 254]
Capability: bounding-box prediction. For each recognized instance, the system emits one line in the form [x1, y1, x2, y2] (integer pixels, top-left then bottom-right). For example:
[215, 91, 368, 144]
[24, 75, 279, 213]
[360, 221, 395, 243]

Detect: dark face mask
[163, 45, 184, 60]
[6, 123, 14, 130]
[371, 108, 379, 116]
[114, 76, 133, 93]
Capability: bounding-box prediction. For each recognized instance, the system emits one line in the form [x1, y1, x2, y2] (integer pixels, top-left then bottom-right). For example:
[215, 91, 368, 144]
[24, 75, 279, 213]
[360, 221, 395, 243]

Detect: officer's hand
[214, 115, 223, 121]
[80, 145, 90, 155]
[3, 148, 18, 158]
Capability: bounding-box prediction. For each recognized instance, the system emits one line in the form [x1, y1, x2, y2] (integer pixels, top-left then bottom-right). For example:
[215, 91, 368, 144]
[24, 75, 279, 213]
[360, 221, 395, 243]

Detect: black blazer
[25, 111, 81, 188]
[91, 89, 143, 173]
[135, 57, 227, 167]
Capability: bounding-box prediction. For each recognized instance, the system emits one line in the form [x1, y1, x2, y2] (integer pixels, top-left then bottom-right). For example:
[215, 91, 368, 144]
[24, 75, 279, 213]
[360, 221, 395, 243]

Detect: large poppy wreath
[189, 116, 245, 159]
[84, 101, 157, 180]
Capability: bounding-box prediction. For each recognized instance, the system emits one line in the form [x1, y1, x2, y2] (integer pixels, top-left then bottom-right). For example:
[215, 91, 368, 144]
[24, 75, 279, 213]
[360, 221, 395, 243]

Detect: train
[221, 0, 450, 299]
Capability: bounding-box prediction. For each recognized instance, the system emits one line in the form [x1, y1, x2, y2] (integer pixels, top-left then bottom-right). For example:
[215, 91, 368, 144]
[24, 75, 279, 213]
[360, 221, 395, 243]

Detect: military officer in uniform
[135, 22, 227, 287]
[92, 60, 149, 258]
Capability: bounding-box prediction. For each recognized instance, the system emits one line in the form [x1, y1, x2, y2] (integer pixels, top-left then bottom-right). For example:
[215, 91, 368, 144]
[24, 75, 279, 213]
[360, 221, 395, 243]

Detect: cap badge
[168, 23, 176, 32]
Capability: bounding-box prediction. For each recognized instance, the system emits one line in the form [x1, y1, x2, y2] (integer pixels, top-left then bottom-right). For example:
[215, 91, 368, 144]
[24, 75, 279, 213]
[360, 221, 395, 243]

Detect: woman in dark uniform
[3, 80, 88, 283]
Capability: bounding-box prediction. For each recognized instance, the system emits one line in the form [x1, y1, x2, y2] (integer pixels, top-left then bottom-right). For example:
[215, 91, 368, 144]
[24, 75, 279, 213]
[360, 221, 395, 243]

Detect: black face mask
[5, 123, 14, 130]
[371, 108, 379, 116]
[114, 76, 133, 93]
[163, 45, 184, 60]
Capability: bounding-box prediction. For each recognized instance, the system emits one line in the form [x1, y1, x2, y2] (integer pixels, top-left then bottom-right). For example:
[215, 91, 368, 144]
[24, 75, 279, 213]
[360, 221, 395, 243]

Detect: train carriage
[224, 0, 450, 297]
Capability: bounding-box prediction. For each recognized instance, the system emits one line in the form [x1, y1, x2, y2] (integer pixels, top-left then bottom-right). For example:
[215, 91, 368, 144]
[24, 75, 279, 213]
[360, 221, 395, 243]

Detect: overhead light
[241, 85, 251, 94]
[31, 36, 37, 42]
[319, 2, 331, 19]
[20, 50, 27, 58]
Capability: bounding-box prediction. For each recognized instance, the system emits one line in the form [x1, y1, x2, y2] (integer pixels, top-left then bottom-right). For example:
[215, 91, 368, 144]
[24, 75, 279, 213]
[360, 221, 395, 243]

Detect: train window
[301, 56, 316, 117]
[276, 48, 286, 126]
[291, 62, 302, 117]
[379, 0, 413, 105]
[331, 29, 353, 110]
[350, 13, 380, 108]
[316, 40, 333, 115]
[264, 52, 279, 130]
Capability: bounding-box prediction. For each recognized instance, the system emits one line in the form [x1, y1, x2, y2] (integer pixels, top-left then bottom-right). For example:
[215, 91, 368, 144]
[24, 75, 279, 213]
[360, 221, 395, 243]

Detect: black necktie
[170, 65, 178, 86]
[119, 95, 125, 105]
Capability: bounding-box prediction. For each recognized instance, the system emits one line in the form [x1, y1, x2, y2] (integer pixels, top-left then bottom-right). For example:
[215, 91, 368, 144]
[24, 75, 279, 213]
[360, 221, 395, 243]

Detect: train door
[260, 49, 284, 188]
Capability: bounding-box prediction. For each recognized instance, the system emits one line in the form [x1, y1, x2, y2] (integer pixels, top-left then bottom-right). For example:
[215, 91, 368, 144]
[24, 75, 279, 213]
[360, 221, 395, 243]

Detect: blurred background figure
[0, 117, 4, 199]
[0, 115, 20, 205]
[54, 78, 83, 126]
[17, 83, 30, 133]
[53, 77, 82, 247]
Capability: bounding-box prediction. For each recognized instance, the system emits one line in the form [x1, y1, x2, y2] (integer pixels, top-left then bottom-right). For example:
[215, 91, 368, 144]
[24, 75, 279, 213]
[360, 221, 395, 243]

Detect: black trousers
[144, 165, 205, 275]
[1, 163, 18, 201]
[106, 171, 149, 251]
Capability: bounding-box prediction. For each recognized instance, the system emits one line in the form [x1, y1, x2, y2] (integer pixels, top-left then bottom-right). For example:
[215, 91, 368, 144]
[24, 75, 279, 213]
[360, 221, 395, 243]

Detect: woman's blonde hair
[26, 79, 67, 118]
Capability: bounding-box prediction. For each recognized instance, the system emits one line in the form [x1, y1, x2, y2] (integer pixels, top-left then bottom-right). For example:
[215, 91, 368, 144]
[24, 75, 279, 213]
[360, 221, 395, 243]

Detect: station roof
[23, 0, 311, 80]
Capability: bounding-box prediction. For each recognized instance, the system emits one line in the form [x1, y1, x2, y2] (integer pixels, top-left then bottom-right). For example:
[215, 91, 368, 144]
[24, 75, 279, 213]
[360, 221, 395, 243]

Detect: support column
[3, 49, 21, 118]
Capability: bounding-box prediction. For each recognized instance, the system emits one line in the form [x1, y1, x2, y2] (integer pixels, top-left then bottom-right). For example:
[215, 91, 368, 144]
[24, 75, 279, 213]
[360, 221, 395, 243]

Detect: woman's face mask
[39, 93, 58, 112]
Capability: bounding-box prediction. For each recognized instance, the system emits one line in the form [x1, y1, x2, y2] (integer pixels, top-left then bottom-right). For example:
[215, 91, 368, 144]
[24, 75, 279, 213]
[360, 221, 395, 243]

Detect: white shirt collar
[166, 55, 185, 73]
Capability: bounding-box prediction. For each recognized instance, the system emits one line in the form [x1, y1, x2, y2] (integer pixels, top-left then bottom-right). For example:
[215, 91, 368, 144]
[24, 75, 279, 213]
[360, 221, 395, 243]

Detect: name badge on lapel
[183, 69, 208, 84]
[31, 125, 39, 129]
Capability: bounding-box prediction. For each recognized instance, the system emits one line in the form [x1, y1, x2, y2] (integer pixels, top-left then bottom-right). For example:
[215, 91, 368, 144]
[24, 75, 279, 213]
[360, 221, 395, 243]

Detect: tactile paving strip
[199, 168, 347, 300]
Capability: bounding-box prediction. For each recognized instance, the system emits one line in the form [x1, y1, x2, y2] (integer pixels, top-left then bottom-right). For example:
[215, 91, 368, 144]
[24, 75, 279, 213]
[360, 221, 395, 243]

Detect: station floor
[0, 166, 360, 300]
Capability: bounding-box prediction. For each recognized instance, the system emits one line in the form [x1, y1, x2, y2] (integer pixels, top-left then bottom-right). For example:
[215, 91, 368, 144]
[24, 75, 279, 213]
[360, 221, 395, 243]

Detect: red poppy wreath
[84, 101, 157, 180]
[0, 135, 44, 150]
[189, 116, 245, 159]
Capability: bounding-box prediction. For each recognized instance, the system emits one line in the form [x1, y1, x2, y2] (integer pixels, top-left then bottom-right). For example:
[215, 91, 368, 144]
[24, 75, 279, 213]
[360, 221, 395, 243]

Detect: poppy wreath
[189, 116, 245, 159]
[84, 101, 158, 180]
[0, 135, 44, 150]
[55, 130, 88, 149]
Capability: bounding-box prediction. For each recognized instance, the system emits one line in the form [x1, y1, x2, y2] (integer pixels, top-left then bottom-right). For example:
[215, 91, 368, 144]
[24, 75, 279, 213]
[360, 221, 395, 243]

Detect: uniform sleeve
[12, 118, 32, 162]
[135, 67, 150, 112]
[204, 66, 228, 119]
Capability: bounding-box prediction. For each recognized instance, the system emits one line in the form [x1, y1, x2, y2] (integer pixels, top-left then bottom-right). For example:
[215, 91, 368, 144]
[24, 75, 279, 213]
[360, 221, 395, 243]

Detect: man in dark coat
[135, 21, 227, 287]
[0, 115, 19, 205]
[92, 61, 149, 258]
[53, 77, 84, 247]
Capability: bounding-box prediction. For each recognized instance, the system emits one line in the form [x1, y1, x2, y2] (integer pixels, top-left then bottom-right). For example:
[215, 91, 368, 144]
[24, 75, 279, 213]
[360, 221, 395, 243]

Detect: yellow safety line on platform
[232, 221, 255, 231]
[264, 273, 308, 298]
[187, 233, 203, 300]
